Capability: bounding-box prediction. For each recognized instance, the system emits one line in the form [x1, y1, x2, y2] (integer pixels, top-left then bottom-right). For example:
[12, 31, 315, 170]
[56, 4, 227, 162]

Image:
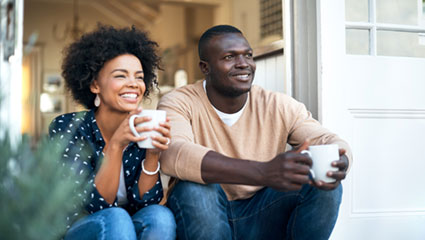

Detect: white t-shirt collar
[203, 80, 248, 126]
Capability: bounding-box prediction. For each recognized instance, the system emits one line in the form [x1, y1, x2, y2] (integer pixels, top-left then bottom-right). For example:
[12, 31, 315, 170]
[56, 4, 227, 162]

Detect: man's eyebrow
[222, 48, 253, 53]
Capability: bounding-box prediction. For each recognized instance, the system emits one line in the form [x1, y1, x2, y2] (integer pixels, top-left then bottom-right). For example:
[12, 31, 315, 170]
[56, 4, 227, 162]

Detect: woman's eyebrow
[111, 69, 128, 74]
[111, 69, 144, 74]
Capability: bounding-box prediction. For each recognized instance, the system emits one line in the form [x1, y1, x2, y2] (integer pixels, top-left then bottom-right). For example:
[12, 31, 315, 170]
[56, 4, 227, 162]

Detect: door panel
[318, 0, 425, 239]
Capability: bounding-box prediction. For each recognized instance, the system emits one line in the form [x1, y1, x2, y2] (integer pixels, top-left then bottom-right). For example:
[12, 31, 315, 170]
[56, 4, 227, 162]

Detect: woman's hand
[148, 117, 171, 154]
[108, 107, 152, 151]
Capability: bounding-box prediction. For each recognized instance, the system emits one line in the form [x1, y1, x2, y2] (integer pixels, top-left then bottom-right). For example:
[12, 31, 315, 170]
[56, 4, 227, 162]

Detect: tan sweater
[158, 81, 352, 201]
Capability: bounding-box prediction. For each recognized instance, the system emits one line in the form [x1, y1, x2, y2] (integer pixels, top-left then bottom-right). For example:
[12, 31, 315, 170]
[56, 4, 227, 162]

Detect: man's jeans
[167, 181, 342, 240]
[64, 205, 176, 240]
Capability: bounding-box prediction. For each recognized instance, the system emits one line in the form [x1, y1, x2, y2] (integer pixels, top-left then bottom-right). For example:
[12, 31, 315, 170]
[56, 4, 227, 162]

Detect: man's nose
[235, 55, 249, 68]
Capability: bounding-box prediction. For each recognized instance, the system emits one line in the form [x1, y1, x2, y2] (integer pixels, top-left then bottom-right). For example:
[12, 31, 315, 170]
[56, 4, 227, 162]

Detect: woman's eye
[114, 75, 125, 78]
[136, 76, 144, 81]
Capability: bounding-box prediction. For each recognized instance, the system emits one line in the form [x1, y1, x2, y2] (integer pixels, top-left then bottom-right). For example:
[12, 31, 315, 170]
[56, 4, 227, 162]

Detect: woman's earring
[94, 94, 100, 107]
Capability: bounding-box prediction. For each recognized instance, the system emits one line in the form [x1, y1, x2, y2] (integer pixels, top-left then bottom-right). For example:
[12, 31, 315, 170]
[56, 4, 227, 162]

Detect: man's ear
[90, 79, 100, 94]
[199, 60, 210, 75]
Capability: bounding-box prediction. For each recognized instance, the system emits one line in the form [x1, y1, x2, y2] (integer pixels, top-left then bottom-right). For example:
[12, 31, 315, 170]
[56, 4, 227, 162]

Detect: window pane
[346, 29, 370, 55]
[346, 0, 369, 22]
[260, 0, 283, 39]
[376, 0, 418, 25]
[377, 30, 425, 57]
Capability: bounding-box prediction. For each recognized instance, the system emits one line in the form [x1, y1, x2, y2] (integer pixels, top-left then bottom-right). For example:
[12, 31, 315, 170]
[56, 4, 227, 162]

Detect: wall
[24, 1, 127, 71]
[22, 0, 280, 136]
[231, 0, 261, 48]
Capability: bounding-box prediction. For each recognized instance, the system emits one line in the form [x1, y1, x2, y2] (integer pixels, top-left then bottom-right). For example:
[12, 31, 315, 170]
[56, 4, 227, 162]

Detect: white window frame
[345, 0, 425, 56]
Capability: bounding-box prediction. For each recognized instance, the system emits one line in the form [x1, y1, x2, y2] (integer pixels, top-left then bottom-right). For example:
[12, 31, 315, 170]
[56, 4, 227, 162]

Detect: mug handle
[301, 150, 316, 179]
[129, 115, 141, 138]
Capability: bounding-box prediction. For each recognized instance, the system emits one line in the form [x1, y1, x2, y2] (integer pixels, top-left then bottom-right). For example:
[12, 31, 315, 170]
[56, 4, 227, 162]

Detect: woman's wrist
[104, 140, 125, 152]
[141, 159, 160, 175]
[145, 149, 160, 160]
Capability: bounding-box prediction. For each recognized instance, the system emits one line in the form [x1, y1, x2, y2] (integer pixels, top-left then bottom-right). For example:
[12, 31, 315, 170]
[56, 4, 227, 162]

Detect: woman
[49, 25, 176, 240]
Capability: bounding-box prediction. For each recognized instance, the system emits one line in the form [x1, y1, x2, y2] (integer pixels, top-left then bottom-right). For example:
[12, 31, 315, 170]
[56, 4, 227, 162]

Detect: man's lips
[230, 72, 252, 81]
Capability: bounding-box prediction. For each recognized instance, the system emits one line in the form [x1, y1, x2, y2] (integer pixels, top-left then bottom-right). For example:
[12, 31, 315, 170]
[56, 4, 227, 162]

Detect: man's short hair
[198, 25, 243, 61]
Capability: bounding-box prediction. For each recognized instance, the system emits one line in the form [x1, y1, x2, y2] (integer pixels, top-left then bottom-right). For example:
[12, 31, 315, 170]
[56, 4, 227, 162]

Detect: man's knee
[304, 183, 342, 201]
[320, 184, 343, 206]
[168, 181, 225, 210]
[304, 184, 343, 219]
[167, 181, 231, 240]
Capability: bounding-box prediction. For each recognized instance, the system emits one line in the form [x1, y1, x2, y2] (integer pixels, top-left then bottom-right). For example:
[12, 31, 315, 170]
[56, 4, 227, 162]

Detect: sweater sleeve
[157, 92, 210, 184]
[285, 97, 353, 167]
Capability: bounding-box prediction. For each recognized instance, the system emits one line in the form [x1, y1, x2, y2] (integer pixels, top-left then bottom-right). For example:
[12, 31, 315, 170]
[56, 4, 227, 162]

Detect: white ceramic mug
[129, 110, 166, 149]
[301, 144, 340, 183]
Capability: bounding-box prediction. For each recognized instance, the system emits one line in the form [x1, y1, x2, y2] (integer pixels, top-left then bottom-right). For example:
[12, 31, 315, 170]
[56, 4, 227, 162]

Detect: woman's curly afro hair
[61, 24, 160, 109]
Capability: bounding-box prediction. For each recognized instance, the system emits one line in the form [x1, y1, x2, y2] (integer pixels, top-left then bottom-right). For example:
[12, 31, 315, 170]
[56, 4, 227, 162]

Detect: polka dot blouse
[49, 110, 163, 228]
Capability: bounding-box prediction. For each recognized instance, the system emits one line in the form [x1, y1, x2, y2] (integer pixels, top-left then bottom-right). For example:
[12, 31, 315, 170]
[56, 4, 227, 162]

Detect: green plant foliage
[0, 134, 89, 240]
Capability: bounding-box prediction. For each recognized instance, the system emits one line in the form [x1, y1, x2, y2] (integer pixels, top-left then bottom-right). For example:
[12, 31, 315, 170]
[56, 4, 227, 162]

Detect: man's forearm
[201, 151, 265, 185]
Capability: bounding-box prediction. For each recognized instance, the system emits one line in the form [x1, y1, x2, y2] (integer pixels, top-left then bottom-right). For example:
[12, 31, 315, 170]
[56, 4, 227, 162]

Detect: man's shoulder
[159, 81, 203, 106]
[250, 85, 298, 106]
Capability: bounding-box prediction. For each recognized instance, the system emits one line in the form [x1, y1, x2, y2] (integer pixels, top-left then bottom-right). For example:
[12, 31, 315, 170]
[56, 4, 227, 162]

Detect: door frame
[0, 0, 24, 145]
[283, 0, 320, 119]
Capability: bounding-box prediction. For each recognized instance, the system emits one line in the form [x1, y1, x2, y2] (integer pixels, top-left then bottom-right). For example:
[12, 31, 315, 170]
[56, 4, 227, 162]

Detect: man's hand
[201, 141, 349, 192]
[261, 141, 312, 191]
[312, 148, 349, 190]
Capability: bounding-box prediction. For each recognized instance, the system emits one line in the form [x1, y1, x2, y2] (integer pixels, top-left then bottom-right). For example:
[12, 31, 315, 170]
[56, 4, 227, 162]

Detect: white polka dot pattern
[48, 110, 164, 228]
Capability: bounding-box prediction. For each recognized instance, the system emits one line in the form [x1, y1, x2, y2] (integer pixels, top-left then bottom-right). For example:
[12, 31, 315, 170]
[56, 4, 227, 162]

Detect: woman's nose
[127, 77, 138, 87]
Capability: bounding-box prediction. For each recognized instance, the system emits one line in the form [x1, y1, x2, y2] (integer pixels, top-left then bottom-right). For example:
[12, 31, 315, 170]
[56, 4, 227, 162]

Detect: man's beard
[209, 73, 254, 98]
[218, 85, 251, 97]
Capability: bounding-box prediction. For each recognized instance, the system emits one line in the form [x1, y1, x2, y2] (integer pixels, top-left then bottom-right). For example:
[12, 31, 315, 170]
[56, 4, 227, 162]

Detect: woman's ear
[199, 60, 210, 75]
[90, 79, 100, 94]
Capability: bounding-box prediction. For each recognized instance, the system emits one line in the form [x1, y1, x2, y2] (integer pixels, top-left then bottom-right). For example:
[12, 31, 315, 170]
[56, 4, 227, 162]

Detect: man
[158, 25, 352, 240]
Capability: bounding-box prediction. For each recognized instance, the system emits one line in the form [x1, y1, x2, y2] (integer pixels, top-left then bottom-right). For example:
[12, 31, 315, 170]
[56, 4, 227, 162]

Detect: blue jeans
[167, 181, 342, 240]
[64, 205, 176, 240]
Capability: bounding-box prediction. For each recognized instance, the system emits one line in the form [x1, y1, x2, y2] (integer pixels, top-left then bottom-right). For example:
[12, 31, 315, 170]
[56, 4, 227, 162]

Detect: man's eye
[245, 53, 253, 58]
[224, 55, 234, 60]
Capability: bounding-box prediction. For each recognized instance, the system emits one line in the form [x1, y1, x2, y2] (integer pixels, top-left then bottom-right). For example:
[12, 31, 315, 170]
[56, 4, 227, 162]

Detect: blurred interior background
[21, 0, 286, 143]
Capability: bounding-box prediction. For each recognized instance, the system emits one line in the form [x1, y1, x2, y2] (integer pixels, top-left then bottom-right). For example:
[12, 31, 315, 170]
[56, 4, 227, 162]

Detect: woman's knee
[102, 208, 135, 232]
[102, 207, 133, 222]
[133, 205, 176, 240]
[66, 207, 136, 240]
[144, 205, 176, 229]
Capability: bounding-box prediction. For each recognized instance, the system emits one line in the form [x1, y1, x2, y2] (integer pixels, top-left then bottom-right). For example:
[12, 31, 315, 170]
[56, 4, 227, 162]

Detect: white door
[317, 0, 425, 239]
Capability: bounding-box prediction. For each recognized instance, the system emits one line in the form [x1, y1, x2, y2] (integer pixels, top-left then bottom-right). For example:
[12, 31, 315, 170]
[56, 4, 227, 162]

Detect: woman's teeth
[121, 93, 137, 99]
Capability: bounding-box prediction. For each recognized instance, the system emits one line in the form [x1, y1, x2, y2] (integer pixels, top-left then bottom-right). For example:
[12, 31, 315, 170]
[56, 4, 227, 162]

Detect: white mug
[301, 144, 340, 183]
[129, 110, 166, 149]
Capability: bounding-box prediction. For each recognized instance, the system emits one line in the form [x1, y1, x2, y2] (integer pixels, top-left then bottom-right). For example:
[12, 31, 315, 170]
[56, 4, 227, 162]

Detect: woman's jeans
[167, 181, 342, 240]
[64, 204, 176, 240]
